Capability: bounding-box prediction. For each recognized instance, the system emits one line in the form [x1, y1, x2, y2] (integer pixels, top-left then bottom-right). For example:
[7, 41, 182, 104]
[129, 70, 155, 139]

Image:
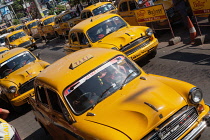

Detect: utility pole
[33, 0, 44, 18]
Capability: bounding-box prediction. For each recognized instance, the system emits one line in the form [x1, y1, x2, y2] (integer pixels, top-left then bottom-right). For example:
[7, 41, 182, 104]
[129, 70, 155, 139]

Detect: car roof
[25, 19, 39, 25]
[40, 15, 56, 22]
[71, 13, 120, 32]
[0, 47, 9, 52]
[0, 33, 10, 38]
[56, 10, 76, 18]
[0, 48, 30, 63]
[83, 2, 112, 11]
[6, 29, 25, 38]
[36, 48, 124, 93]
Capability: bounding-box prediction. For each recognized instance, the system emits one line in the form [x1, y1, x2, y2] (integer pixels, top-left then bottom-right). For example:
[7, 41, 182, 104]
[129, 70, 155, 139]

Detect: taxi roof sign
[69, 54, 93, 70]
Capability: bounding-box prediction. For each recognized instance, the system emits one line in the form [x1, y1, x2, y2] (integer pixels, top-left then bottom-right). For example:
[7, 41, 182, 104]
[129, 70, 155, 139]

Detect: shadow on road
[24, 128, 52, 140]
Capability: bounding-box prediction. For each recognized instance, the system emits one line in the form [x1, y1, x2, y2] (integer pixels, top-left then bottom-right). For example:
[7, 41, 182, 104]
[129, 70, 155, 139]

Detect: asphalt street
[1, 18, 210, 139]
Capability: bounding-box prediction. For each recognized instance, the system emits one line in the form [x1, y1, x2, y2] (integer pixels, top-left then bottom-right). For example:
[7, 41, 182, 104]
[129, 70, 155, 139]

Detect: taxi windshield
[87, 16, 127, 42]
[9, 32, 26, 42]
[61, 12, 77, 22]
[0, 37, 5, 43]
[27, 21, 38, 29]
[92, 3, 115, 15]
[0, 51, 36, 78]
[43, 17, 55, 25]
[15, 25, 24, 30]
[64, 55, 140, 115]
[7, 28, 14, 32]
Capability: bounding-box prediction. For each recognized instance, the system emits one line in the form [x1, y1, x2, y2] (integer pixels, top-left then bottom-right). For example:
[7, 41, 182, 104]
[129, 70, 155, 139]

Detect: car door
[77, 32, 90, 48]
[46, 88, 83, 140]
[68, 32, 82, 51]
[34, 86, 56, 135]
[118, 0, 139, 26]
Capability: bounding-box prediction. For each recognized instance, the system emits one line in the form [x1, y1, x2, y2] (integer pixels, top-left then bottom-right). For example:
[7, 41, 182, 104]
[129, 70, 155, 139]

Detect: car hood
[94, 27, 146, 49]
[84, 75, 187, 138]
[10, 36, 31, 46]
[1, 62, 43, 87]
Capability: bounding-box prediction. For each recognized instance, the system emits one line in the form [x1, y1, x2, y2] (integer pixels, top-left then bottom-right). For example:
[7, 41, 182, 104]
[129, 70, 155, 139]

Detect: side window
[5, 38, 9, 44]
[36, 86, 49, 106]
[55, 18, 59, 24]
[81, 12, 87, 19]
[129, 1, 138, 11]
[70, 32, 79, 45]
[119, 2, 128, 12]
[47, 89, 62, 113]
[87, 12, 93, 18]
[78, 32, 89, 45]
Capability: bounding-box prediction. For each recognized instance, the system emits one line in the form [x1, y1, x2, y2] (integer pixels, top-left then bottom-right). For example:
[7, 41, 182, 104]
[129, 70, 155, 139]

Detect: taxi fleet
[29, 48, 210, 140]
[65, 14, 158, 61]
[0, 48, 50, 111]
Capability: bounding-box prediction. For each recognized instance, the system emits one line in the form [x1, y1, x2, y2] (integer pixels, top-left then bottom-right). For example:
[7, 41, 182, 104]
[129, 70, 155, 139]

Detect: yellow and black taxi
[80, 2, 117, 20]
[54, 10, 80, 36]
[4, 29, 37, 50]
[37, 15, 56, 39]
[0, 48, 50, 111]
[29, 48, 210, 139]
[0, 47, 9, 54]
[23, 19, 39, 37]
[6, 25, 16, 33]
[0, 28, 7, 35]
[65, 14, 158, 61]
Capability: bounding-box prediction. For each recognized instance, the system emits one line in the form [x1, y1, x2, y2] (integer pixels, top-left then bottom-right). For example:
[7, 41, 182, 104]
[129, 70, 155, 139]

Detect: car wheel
[148, 49, 157, 59]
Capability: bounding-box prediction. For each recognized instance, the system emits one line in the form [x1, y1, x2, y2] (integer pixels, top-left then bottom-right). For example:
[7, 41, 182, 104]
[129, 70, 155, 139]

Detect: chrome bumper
[183, 104, 210, 140]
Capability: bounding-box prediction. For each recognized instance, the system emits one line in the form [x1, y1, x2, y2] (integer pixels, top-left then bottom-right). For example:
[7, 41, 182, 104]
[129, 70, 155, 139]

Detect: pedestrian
[172, 0, 189, 28]
[0, 108, 10, 120]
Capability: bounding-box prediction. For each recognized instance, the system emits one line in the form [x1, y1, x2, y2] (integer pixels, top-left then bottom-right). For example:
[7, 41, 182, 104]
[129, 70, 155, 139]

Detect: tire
[148, 49, 157, 59]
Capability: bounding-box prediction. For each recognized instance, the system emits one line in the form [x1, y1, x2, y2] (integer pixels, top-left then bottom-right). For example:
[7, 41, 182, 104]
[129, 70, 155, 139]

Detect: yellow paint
[188, 0, 210, 15]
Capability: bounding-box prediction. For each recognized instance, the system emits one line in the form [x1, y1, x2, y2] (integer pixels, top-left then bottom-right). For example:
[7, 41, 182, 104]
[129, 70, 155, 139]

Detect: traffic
[0, 0, 210, 139]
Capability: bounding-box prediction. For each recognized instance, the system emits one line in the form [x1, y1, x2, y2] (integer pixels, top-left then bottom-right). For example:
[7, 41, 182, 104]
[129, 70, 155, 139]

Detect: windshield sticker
[1, 51, 29, 67]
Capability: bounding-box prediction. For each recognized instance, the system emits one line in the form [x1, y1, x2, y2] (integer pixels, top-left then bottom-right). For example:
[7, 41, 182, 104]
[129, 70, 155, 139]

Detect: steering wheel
[2, 69, 12, 76]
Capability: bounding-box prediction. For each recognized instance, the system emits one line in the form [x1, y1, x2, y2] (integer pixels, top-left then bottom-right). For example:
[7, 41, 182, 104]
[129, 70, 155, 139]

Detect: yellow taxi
[54, 10, 80, 37]
[117, 0, 183, 26]
[65, 14, 158, 61]
[23, 19, 39, 37]
[6, 25, 16, 33]
[0, 48, 50, 111]
[29, 48, 210, 139]
[0, 47, 9, 54]
[80, 2, 117, 20]
[14, 24, 24, 31]
[0, 28, 7, 35]
[37, 15, 56, 40]
[4, 29, 37, 50]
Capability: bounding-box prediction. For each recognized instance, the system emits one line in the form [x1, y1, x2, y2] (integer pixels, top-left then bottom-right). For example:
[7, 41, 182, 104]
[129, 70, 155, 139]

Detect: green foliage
[55, 5, 66, 15]
[16, 13, 25, 19]
[12, 19, 20, 25]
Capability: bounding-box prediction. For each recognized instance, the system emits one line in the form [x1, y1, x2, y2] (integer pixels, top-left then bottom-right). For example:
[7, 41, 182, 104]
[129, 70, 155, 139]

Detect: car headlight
[145, 28, 153, 37]
[189, 87, 203, 104]
[9, 86, 17, 93]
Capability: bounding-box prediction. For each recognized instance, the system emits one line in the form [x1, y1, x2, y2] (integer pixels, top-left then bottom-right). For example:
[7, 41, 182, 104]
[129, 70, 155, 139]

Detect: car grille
[120, 36, 150, 56]
[18, 78, 35, 95]
[143, 106, 198, 140]
[18, 41, 32, 48]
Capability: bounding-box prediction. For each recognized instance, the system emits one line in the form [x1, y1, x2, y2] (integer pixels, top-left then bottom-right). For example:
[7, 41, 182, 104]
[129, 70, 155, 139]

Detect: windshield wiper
[92, 85, 114, 108]
[120, 71, 136, 90]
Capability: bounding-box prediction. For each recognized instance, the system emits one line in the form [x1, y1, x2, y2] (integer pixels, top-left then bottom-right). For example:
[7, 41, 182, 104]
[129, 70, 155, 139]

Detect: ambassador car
[65, 14, 158, 61]
[0, 48, 50, 111]
[29, 48, 210, 140]
[4, 30, 37, 50]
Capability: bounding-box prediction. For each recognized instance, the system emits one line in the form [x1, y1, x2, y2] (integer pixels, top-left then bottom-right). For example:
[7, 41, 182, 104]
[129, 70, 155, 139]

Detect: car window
[55, 18, 60, 24]
[129, 1, 139, 11]
[36, 86, 49, 106]
[27, 21, 38, 29]
[61, 12, 75, 22]
[81, 12, 87, 19]
[119, 2, 128, 12]
[9, 31, 27, 42]
[78, 32, 89, 45]
[0, 51, 36, 78]
[92, 3, 115, 15]
[87, 16, 127, 42]
[70, 32, 79, 45]
[15, 25, 24, 30]
[0, 37, 5, 44]
[87, 12, 93, 18]
[64, 55, 140, 115]
[43, 16, 55, 25]
[47, 88, 62, 113]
